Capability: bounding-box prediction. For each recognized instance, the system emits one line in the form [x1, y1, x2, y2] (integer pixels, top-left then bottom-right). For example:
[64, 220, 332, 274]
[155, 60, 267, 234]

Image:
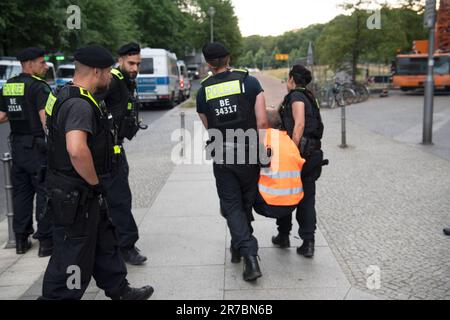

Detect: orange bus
[393, 53, 450, 92]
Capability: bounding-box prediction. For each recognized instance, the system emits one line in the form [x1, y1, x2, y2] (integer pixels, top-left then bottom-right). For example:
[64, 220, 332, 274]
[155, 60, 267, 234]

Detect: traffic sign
[275, 54, 289, 61]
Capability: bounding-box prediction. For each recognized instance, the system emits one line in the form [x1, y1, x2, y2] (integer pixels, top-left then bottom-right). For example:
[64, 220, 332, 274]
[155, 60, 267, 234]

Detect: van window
[171, 61, 178, 75]
[57, 67, 75, 78]
[0, 65, 21, 80]
[141, 58, 154, 74]
[180, 66, 187, 77]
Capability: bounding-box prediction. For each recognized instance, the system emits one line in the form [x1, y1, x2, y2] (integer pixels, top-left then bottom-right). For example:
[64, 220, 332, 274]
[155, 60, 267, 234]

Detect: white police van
[0, 58, 21, 89]
[137, 48, 180, 107]
[0, 58, 57, 92]
[56, 63, 75, 89]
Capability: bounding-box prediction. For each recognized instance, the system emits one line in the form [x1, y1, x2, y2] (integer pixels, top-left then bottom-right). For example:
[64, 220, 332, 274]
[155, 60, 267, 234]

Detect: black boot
[115, 285, 154, 300]
[16, 235, 32, 255]
[271, 233, 290, 248]
[297, 240, 315, 258]
[443, 228, 450, 236]
[121, 246, 147, 265]
[243, 256, 262, 282]
[38, 238, 53, 257]
[230, 247, 241, 263]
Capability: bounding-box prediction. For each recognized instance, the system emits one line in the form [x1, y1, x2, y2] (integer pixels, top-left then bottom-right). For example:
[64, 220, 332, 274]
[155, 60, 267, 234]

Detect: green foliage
[0, 0, 241, 61]
[239, 1, 427, 77]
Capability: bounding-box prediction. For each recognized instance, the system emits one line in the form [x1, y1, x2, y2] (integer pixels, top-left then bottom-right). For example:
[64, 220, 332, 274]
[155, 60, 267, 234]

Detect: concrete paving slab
[224, 247, 350, 291]
[138, 216, 227, 267]
[148, 180, 220, 218]
[248, 217, 329, 248]
[0, 285, 30, 300]
[0, 257, 19, 274]
[344, 287, 380, 300]
[172, 164, 213, 175]
[119, 265, 225, 300]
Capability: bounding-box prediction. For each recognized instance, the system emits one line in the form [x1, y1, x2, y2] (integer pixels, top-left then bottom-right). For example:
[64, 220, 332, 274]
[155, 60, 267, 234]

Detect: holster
[46, 171, 92, 227]
[118, 115, 139, 141]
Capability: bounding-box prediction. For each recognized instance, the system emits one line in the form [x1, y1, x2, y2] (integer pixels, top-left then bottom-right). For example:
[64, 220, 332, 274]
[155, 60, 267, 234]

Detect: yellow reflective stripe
[114, 145, 121, 154]
[231, 68, 248, 73]
[32, 75, 44, 81]
[79, 88, 99, 108]
[2, 83, 25, 96]
[127, 102, 133, 110]
[111, 69, 124, 80]
[201, 72, 213, 84]
[45, 92, 57, 116]
[205, 80, 241, 102]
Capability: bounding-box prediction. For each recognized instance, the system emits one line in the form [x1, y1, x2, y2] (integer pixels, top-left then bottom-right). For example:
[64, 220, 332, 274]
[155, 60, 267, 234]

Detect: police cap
[74, 44, 115, 69]
[202, 42, 230, 60]
[16, 47, 46, 62]
[117, 42, 141, 56]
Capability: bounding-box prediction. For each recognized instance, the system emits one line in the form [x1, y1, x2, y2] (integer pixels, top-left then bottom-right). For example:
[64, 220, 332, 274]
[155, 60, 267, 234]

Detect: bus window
[396, 57, 427, 75]
[435, 57, 450, 75]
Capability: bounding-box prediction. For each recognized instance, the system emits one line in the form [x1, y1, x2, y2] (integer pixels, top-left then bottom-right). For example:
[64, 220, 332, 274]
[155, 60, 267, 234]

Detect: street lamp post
[423, 0, 437, 145]
[208, 7, 215, 43]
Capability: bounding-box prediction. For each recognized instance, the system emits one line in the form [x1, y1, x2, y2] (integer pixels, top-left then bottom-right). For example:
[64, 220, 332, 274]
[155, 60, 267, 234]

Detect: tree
[194, 0, 242, 62]
[316, 0, 426, 79]
[0, 0, 63, 56]
[254, 48, 266, 69]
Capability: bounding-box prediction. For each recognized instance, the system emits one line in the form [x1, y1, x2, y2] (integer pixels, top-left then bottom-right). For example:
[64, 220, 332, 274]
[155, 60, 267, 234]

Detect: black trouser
[102, 149, 139, 250]
[276, 179, 317, 241]
[213, 163, 259, 256]
[42, 192, 128, 300]
[10, 135, 51, 241]
[253, 192, 297, 219]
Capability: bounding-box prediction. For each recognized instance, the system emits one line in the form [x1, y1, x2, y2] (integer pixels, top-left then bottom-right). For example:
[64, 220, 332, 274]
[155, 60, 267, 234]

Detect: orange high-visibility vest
[258, 129, 305, 206]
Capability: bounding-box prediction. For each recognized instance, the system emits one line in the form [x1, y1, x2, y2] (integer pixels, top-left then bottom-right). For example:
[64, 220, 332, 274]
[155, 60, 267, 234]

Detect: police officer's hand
[92, 182, 108, 197]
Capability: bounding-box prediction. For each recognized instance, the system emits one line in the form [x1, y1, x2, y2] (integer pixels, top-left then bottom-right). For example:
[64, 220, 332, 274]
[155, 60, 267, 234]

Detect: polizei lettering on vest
[205, 80, 241, 101]
[176, 304, 210, 318]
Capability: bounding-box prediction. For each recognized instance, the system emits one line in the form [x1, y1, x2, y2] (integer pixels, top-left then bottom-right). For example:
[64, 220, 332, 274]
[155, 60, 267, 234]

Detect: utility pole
[423, 0, 437, 144]
[208, 7, 216, 43]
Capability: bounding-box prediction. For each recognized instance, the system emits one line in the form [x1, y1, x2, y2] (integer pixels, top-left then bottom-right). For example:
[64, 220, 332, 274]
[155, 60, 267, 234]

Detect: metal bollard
[180, 112, 185, 158]
[2, 152, 15, 249]
[340, 106, 348, 149]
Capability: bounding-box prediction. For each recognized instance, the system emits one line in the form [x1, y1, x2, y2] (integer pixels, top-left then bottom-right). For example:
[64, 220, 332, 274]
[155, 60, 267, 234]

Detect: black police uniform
[197, 69, 263, 258]
[277, 88, 324, 242]
[100, 67, 141, 254]
[41, 84, 131, 299]
[0, 70, 53, 247]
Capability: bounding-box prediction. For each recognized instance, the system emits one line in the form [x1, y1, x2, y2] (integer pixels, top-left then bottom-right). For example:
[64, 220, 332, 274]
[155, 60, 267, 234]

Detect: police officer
[197, 42, 269, 282]
[0, 47, 53, 257]
[97, 42, 146, 265]
[272, 65, 326, 258]
[41, 44, 153, 300]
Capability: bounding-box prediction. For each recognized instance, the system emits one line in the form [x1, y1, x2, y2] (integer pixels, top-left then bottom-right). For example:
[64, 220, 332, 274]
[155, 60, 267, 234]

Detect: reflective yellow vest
[259, 129, 305, 206]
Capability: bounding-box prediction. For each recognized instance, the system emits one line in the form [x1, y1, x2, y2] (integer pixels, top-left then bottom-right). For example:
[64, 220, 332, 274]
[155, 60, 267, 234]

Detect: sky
[231, 0, 404, 37]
